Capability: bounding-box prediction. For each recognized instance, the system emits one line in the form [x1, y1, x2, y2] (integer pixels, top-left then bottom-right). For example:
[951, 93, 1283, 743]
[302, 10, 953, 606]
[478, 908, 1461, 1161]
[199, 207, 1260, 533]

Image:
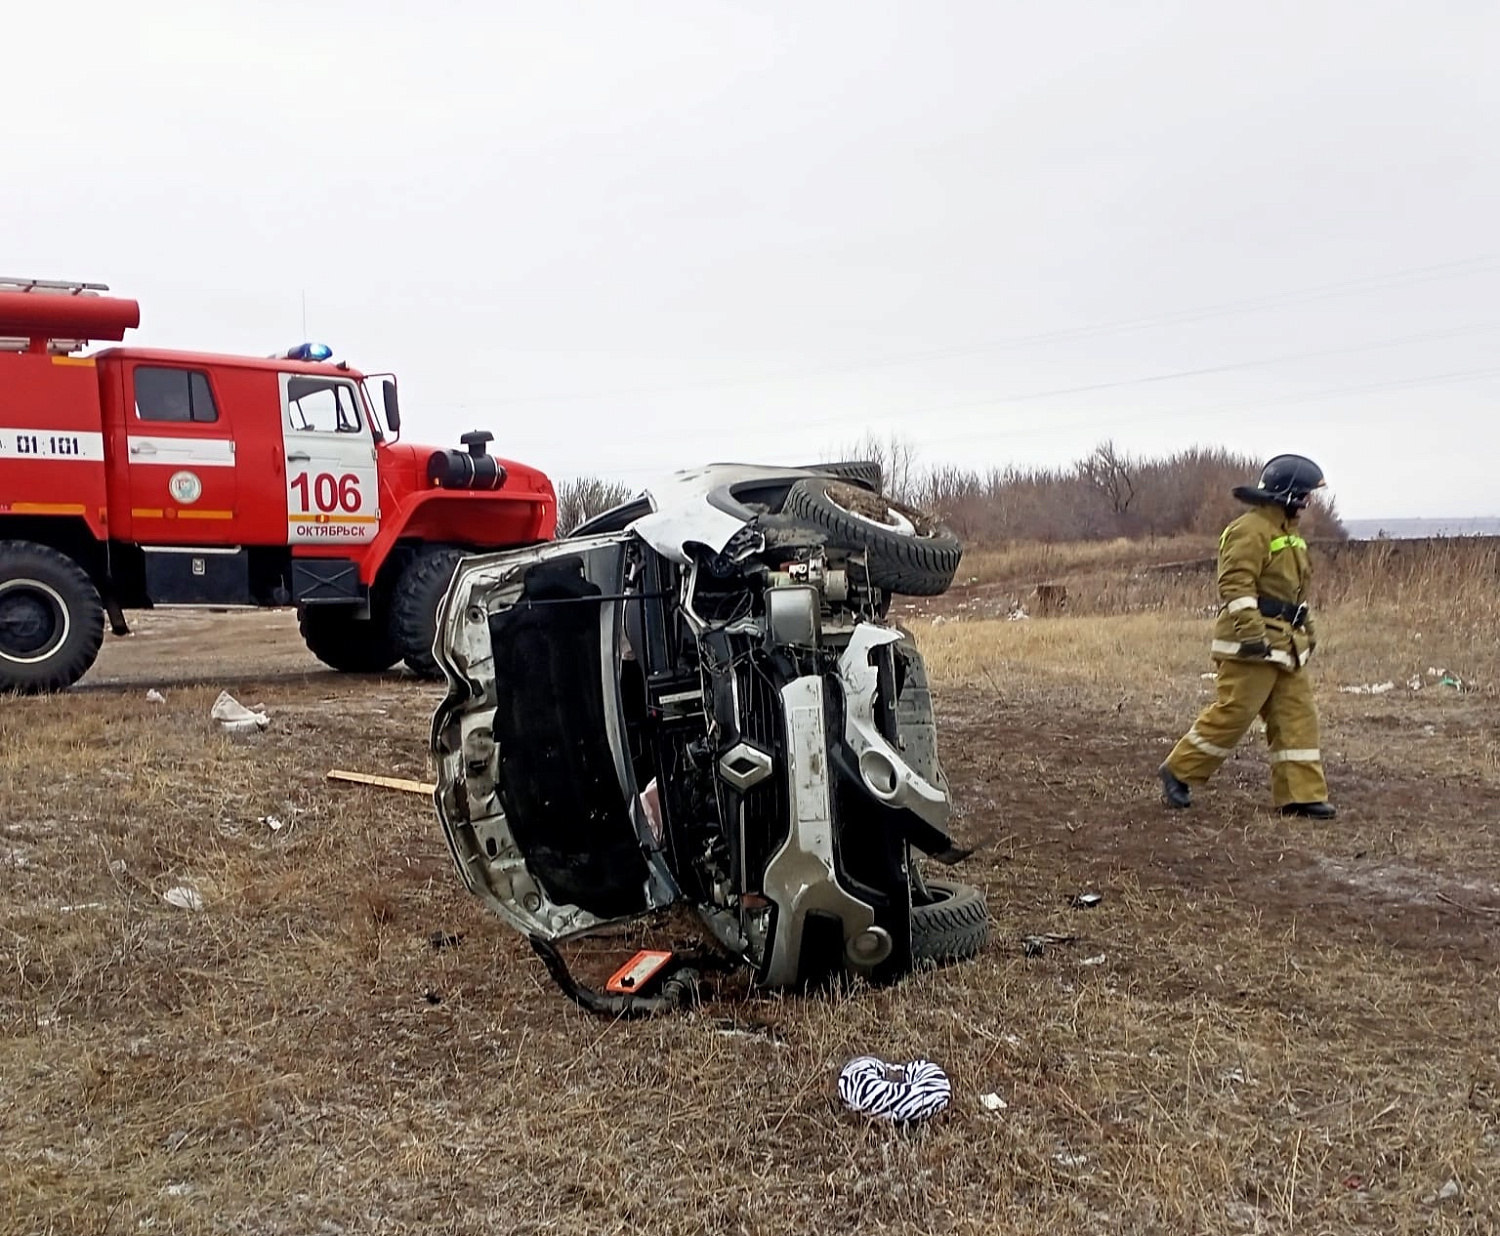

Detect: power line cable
[563, 364, 1500, 479]
[427, 252, 1500, 409]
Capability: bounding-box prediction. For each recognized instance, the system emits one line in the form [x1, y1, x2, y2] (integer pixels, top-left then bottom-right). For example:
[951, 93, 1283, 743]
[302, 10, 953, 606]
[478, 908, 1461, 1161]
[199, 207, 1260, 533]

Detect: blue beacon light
[286, 342, 334, 362]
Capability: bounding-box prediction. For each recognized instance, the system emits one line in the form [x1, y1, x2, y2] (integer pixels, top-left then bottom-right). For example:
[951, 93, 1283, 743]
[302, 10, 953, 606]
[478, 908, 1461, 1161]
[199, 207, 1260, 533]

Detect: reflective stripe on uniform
[1270, 748, 1321, 763]
[1185, 727, 1233, 759]
[1225, 596, 1259, 613]
[1211, 638, 1302, 668]
[1269, 535, 1308, 553]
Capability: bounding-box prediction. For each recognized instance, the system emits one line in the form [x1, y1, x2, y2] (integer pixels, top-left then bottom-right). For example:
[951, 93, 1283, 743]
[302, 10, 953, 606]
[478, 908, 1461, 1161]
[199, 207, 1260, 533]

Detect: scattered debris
[1069, 892, 1103, 909]
[428, 931, 465, 951]
[162, 886, 204, 912]
[260, 815, 284, 832]
[211, 691, 269, 734]
[59, 902, 108, 914]
[1007, 606, 1030, 622]
[1343, 1174, 1366, 1191]
[1080, 953, 1107, 967]
[714, 1025, 787, 1047]
[1339, 682, 1395, 696]
[1022, 932, 1077, 957]
[1200, 672, 1218, 680]
[979, 1092, 1008, 1112]
[837, 1056, 951, 1122]
[1424, 1179, 1461, 1205]
[107, 858, 127, 877]
[1221, 1067, 1252, 1086]
[164, 1182, 192, 1198]
[1407, 675, 1424, 691]
[1053, 1151, 1089, 1169]
[145, 688, 166, 703]
[327, 769, 435, 795]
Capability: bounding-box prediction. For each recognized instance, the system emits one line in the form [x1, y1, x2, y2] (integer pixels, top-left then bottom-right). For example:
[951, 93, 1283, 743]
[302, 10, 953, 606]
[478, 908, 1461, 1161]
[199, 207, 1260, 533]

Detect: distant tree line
[834, 434, 1346, 543]
[551, 437, 1346, 542]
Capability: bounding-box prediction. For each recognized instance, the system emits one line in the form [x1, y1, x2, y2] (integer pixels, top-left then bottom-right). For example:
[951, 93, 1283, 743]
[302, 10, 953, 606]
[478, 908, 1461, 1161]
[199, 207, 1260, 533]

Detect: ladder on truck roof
[0, 276, 112, 353]
[0, 276, 109, 295]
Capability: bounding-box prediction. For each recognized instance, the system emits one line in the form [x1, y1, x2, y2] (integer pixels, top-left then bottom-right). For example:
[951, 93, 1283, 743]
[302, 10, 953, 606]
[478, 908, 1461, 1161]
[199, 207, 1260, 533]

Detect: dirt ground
[2, 603, 1497, 1234]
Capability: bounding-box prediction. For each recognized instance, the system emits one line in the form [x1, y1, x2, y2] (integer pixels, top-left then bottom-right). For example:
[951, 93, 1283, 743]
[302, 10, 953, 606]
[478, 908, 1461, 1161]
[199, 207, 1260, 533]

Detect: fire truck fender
[0, 514, 106, 583]
[359, 489, 555, 583]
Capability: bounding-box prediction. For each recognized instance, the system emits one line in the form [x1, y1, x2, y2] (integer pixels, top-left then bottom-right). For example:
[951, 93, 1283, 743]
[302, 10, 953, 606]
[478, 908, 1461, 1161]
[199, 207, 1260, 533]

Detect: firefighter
[1158, 455, 1335, 819]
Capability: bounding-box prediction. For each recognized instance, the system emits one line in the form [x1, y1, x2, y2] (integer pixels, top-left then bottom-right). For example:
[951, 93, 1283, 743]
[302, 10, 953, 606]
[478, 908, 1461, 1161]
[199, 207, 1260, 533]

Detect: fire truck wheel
[391, 546, 467, 678]
[0, 541, 106, 694]
[298, 605, 402, 673]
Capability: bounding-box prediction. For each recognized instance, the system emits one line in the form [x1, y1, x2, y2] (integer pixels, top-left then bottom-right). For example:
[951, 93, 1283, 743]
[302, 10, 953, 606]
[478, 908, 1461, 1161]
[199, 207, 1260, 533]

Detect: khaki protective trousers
[1165, 658, 1328, 807]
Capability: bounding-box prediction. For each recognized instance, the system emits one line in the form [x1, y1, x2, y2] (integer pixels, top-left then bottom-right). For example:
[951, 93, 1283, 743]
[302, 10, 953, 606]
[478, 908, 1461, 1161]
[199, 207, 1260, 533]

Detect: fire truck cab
[0, 278, 557, 693]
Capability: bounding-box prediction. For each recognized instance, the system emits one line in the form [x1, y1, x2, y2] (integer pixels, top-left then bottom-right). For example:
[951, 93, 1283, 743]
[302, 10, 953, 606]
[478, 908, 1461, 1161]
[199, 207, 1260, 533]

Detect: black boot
[1158, 765, 1192, 809]
[1280, 801, 1337, 820]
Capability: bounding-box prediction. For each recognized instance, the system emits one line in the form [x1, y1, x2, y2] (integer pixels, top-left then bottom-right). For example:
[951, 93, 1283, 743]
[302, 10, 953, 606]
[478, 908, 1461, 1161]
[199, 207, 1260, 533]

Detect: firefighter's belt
[1258, 597, 1309, 628]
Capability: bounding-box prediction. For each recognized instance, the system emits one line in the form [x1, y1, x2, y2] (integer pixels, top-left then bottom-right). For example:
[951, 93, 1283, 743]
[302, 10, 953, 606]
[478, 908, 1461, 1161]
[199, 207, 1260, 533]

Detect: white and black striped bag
[838, 1055, 951, 1122]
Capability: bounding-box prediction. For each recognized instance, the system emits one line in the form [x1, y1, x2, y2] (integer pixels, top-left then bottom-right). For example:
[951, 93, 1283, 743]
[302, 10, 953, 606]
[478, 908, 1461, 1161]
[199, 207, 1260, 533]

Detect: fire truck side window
[134, 367, 219, 424]
[285, 377, 365, 434]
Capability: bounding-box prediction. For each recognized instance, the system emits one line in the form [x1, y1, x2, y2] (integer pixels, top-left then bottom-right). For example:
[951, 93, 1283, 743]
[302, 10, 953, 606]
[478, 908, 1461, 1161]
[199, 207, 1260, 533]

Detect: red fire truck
[0, 278, 557, 693]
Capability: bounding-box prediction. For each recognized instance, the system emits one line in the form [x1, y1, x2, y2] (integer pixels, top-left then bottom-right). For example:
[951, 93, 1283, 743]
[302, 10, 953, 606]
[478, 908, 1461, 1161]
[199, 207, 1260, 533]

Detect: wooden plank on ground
[326, 769, 436, 795]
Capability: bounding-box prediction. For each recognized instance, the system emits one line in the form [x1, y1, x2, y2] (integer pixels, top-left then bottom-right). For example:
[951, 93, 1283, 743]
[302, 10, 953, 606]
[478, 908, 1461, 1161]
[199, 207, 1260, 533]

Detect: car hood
[429, 535, 677, 942]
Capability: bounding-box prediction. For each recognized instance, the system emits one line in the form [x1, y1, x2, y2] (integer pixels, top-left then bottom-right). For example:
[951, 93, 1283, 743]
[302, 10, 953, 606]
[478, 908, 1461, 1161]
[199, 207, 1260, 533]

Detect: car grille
[735, 655, 789, 877]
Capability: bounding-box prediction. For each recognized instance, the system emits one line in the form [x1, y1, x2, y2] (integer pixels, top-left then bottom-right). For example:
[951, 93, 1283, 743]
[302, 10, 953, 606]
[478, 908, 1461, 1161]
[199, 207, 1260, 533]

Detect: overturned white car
[430, 463, 988, 1011]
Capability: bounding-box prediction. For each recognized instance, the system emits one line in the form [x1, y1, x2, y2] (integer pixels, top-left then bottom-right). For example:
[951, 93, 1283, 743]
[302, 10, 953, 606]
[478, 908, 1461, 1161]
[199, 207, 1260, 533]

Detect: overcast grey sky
[6, 1, 1497, 519]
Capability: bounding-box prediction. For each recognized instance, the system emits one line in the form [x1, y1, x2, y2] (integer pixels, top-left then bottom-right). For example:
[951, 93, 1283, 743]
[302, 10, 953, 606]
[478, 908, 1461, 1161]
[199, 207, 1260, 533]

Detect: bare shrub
[555, 475, 635, 535]
[825, 432, 921, 503]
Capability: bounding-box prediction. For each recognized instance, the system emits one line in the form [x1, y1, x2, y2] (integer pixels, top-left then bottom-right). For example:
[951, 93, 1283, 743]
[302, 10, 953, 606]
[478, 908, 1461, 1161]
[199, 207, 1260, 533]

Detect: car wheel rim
[826, 484, 921, 537]
[0, 579, 70, 664]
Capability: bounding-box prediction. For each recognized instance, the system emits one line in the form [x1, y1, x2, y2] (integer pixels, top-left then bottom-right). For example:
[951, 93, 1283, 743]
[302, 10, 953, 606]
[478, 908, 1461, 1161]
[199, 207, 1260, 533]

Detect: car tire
[910, 878, 990, 964]
[0, 540, 105, 694]
[299, 604, 401, 673]
[784, 477, 962, 596]
[796, 459, 883, 492]
[391, 546, 467, 678]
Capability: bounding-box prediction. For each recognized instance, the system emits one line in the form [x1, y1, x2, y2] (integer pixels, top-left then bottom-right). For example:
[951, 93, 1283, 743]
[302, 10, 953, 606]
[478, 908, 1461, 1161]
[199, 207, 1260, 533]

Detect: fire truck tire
[391, 546, 467, 678]
[298, 605, 401, 673]
[0, 541, 106, 694]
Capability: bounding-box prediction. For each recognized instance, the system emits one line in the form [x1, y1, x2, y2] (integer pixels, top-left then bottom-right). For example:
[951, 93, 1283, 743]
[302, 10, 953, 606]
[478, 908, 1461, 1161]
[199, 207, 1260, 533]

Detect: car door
[125, 363, 239, 546]
[279, 373, 379, 547]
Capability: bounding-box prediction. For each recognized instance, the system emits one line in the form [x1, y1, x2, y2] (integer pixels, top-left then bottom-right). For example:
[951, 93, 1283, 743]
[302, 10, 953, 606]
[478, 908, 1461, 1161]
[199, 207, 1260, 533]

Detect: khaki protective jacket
[1210, 503, 1316, 671]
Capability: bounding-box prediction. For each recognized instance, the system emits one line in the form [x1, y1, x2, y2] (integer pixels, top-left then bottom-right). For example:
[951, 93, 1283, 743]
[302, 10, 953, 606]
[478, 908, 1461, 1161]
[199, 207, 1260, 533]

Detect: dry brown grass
[958, 536, 1210, 588]
[2, 549, 1499, 1234]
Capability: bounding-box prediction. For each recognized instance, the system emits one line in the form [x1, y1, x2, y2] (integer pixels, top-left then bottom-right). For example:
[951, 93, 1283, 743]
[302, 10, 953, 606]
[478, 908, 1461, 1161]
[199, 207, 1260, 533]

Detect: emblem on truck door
[168, 471, 202, 505]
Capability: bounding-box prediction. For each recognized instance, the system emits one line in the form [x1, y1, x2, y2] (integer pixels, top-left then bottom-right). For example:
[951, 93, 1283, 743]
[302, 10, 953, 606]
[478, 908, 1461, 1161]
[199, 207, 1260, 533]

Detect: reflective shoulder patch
[1269, 534, 1308, 553]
